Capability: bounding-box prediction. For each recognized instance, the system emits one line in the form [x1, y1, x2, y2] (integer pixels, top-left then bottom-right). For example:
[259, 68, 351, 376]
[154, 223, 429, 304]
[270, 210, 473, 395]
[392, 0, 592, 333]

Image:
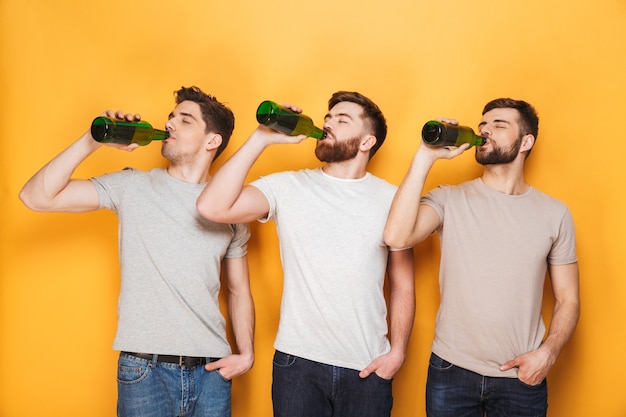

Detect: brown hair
[328, 91, 387, 159]
[175, 86, 235, 159]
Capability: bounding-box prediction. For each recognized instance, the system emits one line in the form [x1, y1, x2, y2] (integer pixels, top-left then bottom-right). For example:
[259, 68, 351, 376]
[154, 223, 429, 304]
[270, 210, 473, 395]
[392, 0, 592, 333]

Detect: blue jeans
[117, 352, 231, 417]
[272, 350, 393, 417]
[426, 353, 548, 417]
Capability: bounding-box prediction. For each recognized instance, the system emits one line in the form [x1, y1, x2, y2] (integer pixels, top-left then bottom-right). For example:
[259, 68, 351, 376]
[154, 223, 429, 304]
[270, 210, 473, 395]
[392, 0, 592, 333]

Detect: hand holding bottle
[90, 110, 169, 148]
[252, 102, 313, 147]
[89, 110, 139, 151]
[417, 118, 471, 164]
[256, 100, 327, 139]
[252, 123, 309, 148]
[421, 119, 485, 148]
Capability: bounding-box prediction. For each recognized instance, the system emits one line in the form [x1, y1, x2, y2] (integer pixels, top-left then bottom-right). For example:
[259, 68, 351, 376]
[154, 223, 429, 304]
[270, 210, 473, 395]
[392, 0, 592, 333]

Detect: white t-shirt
[252, 167, 398, 370]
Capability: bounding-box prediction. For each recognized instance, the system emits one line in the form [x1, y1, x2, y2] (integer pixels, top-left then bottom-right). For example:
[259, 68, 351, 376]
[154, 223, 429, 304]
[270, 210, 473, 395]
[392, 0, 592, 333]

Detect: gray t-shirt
[251, 167, 398, 371]
[91, 167, 250, 357]
[422, 178, 577, 377]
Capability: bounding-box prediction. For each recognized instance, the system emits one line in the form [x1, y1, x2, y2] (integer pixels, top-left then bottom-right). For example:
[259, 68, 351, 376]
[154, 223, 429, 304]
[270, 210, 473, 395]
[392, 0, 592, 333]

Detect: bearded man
[197, 91, 416, 417]
[384, 98, 580, 417]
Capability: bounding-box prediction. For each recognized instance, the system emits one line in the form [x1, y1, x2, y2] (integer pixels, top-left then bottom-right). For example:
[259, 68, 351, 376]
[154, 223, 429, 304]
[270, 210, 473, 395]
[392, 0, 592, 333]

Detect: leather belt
[123, 352, 218, 368]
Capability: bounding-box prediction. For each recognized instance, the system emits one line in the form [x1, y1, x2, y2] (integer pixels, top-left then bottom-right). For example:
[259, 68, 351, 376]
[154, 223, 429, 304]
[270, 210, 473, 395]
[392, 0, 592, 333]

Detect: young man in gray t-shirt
[19, 86, 254, 416]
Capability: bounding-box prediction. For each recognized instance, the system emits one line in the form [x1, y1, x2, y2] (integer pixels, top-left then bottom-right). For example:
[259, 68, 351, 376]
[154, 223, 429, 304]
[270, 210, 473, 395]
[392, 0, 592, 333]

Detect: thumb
[205, 360, 221, 372]
[500, 358, 519, 372]
[359, 367, 373, 379]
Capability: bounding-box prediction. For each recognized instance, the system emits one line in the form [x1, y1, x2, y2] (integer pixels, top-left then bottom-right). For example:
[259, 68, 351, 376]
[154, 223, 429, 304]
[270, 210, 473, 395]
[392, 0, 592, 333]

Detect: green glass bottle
[90, 117, 170, 146]
[256, 100, 327, 139]
[421, 120, 485, 148]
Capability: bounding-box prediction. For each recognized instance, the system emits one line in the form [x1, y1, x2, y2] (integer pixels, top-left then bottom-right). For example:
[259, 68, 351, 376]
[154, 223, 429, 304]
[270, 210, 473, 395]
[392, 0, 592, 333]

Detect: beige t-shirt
[422, 178, 577, 378]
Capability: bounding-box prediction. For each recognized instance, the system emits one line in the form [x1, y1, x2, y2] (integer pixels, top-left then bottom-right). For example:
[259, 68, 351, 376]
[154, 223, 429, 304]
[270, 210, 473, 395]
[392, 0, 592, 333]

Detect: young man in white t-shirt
[197, 91, 415, 417]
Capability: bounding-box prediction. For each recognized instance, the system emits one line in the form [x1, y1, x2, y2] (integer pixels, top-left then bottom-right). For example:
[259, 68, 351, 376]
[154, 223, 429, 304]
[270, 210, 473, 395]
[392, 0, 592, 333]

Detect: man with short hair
[20, 86, 254, 417]
[197, 91, 415, 417]
[384, 98, 580, 417]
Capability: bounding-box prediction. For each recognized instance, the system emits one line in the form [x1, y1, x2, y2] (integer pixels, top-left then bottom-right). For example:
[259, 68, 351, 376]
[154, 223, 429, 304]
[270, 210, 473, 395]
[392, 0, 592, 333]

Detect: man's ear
[520, 134, 535, 153]
[360, 135, 376, 152]
[206, 133, 223, 151]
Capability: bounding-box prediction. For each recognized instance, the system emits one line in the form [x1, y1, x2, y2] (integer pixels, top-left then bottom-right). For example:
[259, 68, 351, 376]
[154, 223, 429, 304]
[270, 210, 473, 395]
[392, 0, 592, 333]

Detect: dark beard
[475, 136, 522, 165]
[315, 136, 362, 163]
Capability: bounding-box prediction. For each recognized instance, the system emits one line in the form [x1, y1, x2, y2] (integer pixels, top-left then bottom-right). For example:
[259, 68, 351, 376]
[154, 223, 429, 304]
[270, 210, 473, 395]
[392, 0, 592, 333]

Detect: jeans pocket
[272, 350, 297, 368]
[428, 352, 454, 371]
[516, 377, 547, 389]
[212, 368, 233, 383]
[117, 354, 151, 385]
[371, 372, 394, 384]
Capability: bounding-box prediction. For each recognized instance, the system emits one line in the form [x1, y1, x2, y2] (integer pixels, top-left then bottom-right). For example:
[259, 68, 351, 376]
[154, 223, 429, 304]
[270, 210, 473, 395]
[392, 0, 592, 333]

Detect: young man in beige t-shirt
[385, 98, 580, 417]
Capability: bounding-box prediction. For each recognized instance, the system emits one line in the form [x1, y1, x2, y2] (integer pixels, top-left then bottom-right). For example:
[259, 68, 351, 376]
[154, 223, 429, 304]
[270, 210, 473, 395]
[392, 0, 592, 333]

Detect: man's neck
[481, 164, 529, 195]
[321, 159, 368, 180]
[167, 163, 211, 184]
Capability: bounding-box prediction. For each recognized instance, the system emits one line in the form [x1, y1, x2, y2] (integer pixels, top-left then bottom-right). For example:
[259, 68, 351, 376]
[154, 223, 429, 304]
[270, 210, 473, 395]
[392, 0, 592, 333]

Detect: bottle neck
[152, 129, 170, 141]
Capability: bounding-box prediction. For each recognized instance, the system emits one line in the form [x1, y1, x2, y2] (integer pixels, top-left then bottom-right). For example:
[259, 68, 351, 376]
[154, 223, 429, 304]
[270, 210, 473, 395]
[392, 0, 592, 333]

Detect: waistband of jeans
[122, 352, 220, 368]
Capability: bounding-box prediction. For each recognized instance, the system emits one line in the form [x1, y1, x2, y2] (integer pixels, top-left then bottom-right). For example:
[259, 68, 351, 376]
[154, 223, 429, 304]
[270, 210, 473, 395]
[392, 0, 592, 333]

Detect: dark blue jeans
[272, 350, 393, 417]
[426, 353, 548, 417]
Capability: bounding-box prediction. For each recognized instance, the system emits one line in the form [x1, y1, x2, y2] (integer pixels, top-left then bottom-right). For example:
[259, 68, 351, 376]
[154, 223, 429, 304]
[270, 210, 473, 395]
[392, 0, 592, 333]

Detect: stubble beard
[161, 143, 194, 165]
[161, 143, 177, 162]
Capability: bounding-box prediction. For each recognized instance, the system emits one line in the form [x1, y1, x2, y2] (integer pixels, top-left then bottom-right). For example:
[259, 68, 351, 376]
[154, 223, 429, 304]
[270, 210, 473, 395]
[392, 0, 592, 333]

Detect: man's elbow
[18, 187, 48, 212]
[196, 200, 230, 223]
[196, 200, 216, 221]
[384, 229, 410, 250]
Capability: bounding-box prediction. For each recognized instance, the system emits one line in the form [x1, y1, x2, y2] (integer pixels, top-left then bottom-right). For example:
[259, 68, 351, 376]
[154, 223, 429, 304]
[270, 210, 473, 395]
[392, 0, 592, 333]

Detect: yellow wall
[1, 0, 624, 415]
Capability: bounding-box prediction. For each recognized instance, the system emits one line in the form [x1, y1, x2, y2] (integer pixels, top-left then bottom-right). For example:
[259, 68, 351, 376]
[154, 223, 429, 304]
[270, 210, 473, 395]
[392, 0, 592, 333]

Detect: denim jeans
[272, 350, 393, 417]
[426, 353, 548, 417]
[117, 352, 231, 417]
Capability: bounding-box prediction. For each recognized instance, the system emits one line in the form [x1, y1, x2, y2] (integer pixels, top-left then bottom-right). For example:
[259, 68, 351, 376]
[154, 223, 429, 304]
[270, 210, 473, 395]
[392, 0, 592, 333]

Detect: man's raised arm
[19, 110, 139, 213]
[197, 125, 306, 224]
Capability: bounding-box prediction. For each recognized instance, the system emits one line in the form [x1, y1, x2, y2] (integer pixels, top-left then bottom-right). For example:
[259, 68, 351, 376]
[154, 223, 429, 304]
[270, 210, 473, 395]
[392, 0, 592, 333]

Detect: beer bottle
[256, 101, 327, 139]
[421, 120, 485, 148]
[91, 117, 169, 146]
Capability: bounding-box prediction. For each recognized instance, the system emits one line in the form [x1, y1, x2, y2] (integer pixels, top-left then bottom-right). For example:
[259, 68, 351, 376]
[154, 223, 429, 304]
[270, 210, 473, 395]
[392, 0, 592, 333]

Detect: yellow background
[1, 0, 624, 415]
